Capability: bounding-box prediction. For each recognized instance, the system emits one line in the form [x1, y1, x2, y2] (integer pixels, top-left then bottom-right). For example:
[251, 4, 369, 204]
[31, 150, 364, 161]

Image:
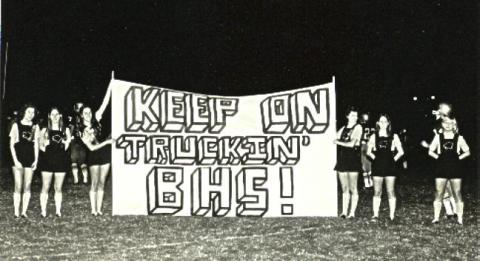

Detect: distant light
[431, 95, 436, 100]
[412, 96, 418, 101]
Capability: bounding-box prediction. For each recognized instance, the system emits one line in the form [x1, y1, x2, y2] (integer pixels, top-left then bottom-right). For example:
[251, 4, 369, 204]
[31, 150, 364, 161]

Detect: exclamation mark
[280, 167, 294, 215]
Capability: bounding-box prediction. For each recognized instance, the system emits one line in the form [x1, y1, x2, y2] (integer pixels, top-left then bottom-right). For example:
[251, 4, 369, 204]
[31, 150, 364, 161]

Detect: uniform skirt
[371, 153, 398, 177]
[334, 147, 361, 172]
[435, 156, 464, 179]
[42, 146, 69, 172]
[87, 145, 111, 166]
[14, 142, 35, 167]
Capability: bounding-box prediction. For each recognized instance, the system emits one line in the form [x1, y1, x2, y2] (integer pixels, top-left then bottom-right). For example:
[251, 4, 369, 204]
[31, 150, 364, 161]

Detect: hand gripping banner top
[111, 77, 337, 217]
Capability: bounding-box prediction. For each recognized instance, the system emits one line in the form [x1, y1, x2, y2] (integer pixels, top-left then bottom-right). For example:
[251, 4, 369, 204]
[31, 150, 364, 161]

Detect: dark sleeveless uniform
[334, 124, 361, 172]
[42, 129, 69, 172]
[70, 122, 87, 165]
[14, 123, 36, 166]
[86, 126, 111, 166]
[371, 134, 398, 177]
[435, 133, 461, 179]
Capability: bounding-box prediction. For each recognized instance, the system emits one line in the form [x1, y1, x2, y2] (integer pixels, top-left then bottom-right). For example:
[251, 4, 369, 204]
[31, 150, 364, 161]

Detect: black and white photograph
[0, 1, 477, 260]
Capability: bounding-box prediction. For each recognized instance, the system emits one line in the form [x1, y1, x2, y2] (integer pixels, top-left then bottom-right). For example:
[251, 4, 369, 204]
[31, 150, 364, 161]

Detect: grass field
[0, 165, 477, 260]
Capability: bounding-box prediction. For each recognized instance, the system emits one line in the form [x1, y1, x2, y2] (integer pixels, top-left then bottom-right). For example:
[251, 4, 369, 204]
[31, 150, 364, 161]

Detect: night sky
[1, 1, 477, 147]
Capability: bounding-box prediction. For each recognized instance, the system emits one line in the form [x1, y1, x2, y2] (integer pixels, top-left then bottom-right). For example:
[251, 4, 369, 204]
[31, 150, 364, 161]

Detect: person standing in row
[429, 116, 470, 224]
[334, 106, 363, 218]
[69, 102, 89, 184]
[39, 107, 71, 217]
[367, 114, 404, 221]
[80, 105, 113, 216]
[359, 112, 374, 189]
[9, 104, 40, 218]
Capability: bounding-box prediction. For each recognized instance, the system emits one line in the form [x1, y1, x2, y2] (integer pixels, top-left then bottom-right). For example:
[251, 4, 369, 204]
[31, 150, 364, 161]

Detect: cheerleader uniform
[334, 124, 362, 172]
[42, 130, 69, 172]
[371, 134, 398, 177]
[84, 126, 111, 166]
[70, 125, 87, 165]
[13, 123, 36, 167]
[435, 133, 461, 179]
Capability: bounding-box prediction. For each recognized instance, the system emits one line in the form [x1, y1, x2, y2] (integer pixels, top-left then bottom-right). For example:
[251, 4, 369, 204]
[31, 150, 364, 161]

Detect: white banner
[111, 77, 337, 217]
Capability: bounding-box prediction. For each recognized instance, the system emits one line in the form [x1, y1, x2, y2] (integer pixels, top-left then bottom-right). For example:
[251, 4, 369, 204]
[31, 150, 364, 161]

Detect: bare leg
[40, 171, 53, 217]
[89, 165, 100, 215]
[96, 164, 111, 215]
[385, 176, 396, 220]
[12, 167, 24, 217]
[338, 172, 350, 217]
[54, 172, 66, 216]
[449, 179, 463, 224]
[71, 163, 79, 184]
[21, 168, 34, 217]
[81, 164, 88, 184]
[372, 176, 383, 218]
[348, 172, 359, 218]
[433, 178, 447, 223]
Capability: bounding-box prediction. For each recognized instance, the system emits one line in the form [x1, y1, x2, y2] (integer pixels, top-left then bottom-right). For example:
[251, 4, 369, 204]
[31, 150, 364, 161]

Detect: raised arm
[95, 83, 113, 122]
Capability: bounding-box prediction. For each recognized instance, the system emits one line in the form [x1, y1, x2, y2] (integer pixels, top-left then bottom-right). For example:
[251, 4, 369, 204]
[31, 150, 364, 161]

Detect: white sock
[388, 198, 396, 220]
[72, 168, 79, 183]
[373, 196, 381, 217]
[13, 193, 21, 216]
[54, 192, 62, 215]
[349, 194, 359, 217]
[21, 192, 31, 215]
[443, 197, 454, 216]
[456, 202, 464, 224]
[96, 190, 104, 213]
[40, 193, 49, 216]
[450, 197, 457, 214]
[342, 193, 350, 216]
[82, 167, 88, 183]
[89, 191, 97, 214]
[364, 173, 373, 188]
[433, 201, 442, 221]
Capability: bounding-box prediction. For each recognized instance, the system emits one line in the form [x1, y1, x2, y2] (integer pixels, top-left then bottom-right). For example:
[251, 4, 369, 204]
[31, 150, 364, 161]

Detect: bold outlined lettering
[170, 136, 197, 165]
[280, 167, 294, 215]
[191, 167, 232, 216]
[185, 94, 210, 133]
[241, 137, 268, 165]
[145, 135, 169, 164]
[290, 89, 329, 133]
[147, 167, 184, 215]
[115, 134, 147, 164]
[217, 136, 244, 165]
[261, 94, 290, 133]
[160, 90, 185, 132]
[209, 98, 238, 133]
[198, 136, 219, 165]
[266, 136, 300, 165]
[125, 86, 161, 132]
[236, 168, 268, 217]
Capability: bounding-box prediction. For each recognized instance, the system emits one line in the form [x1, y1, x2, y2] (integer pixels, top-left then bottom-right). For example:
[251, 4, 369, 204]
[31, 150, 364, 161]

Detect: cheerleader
[429, 116, 470, 224]
[79, 105, 113, 216]
[366, 114, 404, 221]
[334, 106, 363, 218]
[39, 108, 71, 217]
[9, 104, 40, 218]
[421, 102, 457, 218]
[69, 102, 88, 184]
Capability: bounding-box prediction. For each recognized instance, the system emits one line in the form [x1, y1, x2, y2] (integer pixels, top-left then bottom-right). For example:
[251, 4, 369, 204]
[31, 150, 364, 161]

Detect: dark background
[1, 1, 477, 166]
